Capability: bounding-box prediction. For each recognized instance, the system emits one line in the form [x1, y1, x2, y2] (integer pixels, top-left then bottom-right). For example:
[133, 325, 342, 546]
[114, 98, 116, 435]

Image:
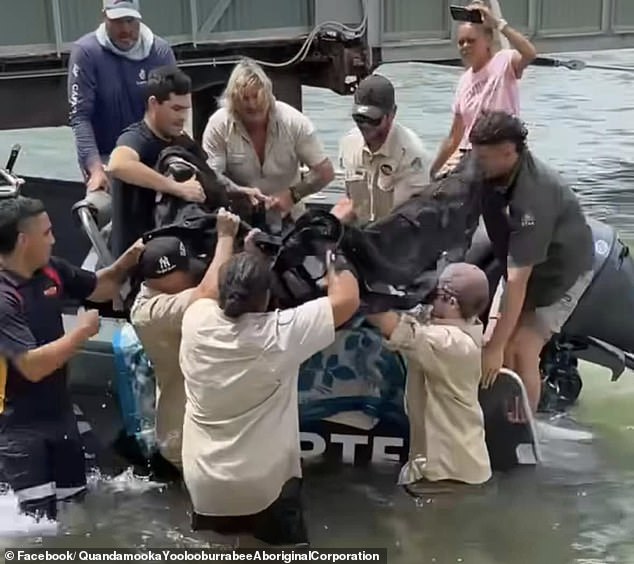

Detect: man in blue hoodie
[68, 0, 176, 192]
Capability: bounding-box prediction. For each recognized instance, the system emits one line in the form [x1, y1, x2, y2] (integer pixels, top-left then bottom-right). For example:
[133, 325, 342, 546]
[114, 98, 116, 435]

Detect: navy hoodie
[67, 30, 176, 174]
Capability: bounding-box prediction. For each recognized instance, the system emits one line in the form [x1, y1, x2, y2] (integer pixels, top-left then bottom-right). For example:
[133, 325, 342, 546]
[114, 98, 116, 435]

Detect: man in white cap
[68, 0, 177, 193]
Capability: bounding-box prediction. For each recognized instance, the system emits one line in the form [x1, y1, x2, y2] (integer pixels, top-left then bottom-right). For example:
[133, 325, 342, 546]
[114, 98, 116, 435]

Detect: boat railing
[0, 144, 24, 199]
[497, 368, 542, 464]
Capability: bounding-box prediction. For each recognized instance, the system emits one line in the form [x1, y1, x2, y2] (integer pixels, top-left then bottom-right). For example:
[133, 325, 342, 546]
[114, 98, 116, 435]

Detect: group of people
[0, 0, 596, 549]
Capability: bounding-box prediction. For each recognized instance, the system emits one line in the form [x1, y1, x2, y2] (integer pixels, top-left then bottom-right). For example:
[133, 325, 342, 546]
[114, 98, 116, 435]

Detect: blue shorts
[0, 409, 87, 519]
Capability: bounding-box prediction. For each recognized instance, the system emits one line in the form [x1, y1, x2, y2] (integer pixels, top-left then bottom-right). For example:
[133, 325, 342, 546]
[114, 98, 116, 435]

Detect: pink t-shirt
[452, 49, 520, 150]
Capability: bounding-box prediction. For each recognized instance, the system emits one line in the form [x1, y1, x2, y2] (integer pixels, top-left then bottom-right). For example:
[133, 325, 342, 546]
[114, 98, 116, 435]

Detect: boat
[0, 151, 542, 477]
[7, 134, 634, 479]
[2, 0, 630, 481]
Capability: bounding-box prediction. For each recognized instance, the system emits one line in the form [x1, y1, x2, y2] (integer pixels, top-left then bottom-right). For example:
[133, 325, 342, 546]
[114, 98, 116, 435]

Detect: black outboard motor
[562, 218, 634, 351]
[538, 218, 634, 410]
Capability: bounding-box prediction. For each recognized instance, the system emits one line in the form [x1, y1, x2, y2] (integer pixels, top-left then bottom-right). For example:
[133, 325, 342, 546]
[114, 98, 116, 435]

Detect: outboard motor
[467, 216, 634, 411]
[71, 190, 114, 266]
[562, 218, 634, 351]
[539, 218, 634, 409]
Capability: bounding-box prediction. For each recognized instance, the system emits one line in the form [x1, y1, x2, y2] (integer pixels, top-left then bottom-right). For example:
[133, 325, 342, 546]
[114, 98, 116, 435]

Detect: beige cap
[437, 262, 490, 318]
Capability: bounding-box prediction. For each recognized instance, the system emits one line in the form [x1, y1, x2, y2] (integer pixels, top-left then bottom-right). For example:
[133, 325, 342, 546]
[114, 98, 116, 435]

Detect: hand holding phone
[450, 5, 484, 24]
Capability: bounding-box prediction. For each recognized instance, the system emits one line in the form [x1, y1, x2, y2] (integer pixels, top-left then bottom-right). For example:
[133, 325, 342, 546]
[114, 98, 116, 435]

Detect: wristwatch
[497, 18, 508, 32]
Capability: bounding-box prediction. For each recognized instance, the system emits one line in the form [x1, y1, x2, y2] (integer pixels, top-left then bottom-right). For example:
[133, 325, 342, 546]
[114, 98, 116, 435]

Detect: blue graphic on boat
[111, 315, 409, 457]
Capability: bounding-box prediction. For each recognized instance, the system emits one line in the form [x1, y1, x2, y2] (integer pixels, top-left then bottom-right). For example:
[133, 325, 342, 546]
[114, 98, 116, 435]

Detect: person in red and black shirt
[0, 196, 142, 520]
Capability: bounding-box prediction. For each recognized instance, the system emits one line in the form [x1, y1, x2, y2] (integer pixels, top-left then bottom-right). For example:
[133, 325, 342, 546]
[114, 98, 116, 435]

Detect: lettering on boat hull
[300, 431, 407, 465]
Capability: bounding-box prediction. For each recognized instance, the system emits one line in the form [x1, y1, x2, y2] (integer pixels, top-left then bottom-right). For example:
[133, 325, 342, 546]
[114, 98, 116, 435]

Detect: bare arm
[1, 302, 99, 384]
[292, 113, 335, 200]
[326, 269, 361, 328]
[178, 209, 242, 306]
[486, 183, 555, 352]
[291, 158, 335, 201]
[88, 240, 144, 302]
[501, 24, 538, 78]
[14, 324, 95, 383]
[430, 113, 465, 178]
[485, 265, 532, 351]
[191, 226, 236, 302]
[475, 4, 537, 78]
[107, 146, 187, 196]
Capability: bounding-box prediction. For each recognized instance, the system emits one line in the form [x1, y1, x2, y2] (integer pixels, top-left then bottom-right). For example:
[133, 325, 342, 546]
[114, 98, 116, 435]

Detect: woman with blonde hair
[202, 58, 334, 230]
[430, 2, 537, 177]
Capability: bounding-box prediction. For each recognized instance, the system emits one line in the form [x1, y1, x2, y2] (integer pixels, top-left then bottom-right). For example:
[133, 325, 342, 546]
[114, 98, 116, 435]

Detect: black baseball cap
[138, 236, 206, 280]
[352, 74, 396, 120]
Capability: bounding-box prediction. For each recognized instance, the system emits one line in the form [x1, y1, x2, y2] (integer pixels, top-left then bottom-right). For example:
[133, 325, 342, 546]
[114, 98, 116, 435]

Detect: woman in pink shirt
[430, 3, 537, 177]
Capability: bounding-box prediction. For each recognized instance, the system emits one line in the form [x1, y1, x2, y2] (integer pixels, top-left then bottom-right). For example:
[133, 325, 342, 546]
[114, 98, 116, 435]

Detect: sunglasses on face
[352, 114, 383, 128]
[433, 287, 458, 303]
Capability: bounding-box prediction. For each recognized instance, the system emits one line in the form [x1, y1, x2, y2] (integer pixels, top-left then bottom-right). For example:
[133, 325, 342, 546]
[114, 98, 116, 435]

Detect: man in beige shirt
[179, 246, 360, 546]
[129, 208, 240, 474]
[333, 74, 433, 225]
[367, 263, 492, 490]
[202, 59, 334, 229]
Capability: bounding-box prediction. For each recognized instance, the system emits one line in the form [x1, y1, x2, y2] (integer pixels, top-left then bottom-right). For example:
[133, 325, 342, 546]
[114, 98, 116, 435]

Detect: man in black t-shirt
[108, 65, 206, 259]
[0, 196, 142, 520]
[470, 111, 594, 413]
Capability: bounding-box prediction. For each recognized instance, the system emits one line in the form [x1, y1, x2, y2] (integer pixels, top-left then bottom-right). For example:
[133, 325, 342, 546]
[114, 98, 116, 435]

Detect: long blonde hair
[219, 58, 275, 117]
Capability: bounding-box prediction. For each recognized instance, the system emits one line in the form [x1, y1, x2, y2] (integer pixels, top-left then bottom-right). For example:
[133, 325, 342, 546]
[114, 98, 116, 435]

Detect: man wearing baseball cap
[129, 208, 241, 477]
[68, 0, 176, 194]
[333, 73, 433, 225]
[367, 262, 492, 490]
[104, 0, 142, 20]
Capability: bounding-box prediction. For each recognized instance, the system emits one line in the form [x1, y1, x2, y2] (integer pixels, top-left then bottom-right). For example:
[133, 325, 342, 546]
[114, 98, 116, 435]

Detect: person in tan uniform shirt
[367, 262, 492, 491]
[333, 74, 433, 225]
[202, 58, 334, 230]
[129, 208, 241, 475]
[179, 248, 360, 546]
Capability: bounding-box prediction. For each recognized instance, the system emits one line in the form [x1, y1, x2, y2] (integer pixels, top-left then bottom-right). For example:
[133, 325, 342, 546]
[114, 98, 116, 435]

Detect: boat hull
[32, 175, 536, 475]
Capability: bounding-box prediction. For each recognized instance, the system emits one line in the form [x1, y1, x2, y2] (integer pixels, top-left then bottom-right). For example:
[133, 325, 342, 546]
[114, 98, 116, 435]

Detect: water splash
[0, 487, 58, 537]
[97, 467, 166, 495]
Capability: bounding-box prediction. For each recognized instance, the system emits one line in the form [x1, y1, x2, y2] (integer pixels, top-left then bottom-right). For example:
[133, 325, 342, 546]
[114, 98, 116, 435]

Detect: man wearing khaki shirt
[202, 59, 334, 230]
[368, 263, 492, 490]
[130, 208, 240, 474]
[334, 74, 433, 225]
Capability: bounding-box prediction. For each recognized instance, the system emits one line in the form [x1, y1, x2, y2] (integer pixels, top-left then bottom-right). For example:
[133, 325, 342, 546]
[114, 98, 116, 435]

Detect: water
[2, 49, 634, 563]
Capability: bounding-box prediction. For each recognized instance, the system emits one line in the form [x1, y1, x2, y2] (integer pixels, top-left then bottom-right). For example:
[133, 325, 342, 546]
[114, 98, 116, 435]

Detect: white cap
[103, 0, 142, 20]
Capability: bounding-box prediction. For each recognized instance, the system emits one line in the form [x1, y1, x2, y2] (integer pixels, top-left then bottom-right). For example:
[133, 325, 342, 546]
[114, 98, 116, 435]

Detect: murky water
[1, 49, 634, 563]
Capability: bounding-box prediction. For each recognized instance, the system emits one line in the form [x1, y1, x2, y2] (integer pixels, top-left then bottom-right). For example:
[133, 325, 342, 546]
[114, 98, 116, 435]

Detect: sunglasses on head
[352, 114, 383, 128]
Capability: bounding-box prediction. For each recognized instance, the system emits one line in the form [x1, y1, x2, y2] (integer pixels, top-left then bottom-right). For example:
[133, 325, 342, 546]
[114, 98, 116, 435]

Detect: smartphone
[450, 5, 483, 24]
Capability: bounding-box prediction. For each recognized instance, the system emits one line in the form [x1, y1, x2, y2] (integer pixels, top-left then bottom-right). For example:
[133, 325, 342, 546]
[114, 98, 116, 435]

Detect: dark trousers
[191, 478, 308, 546]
